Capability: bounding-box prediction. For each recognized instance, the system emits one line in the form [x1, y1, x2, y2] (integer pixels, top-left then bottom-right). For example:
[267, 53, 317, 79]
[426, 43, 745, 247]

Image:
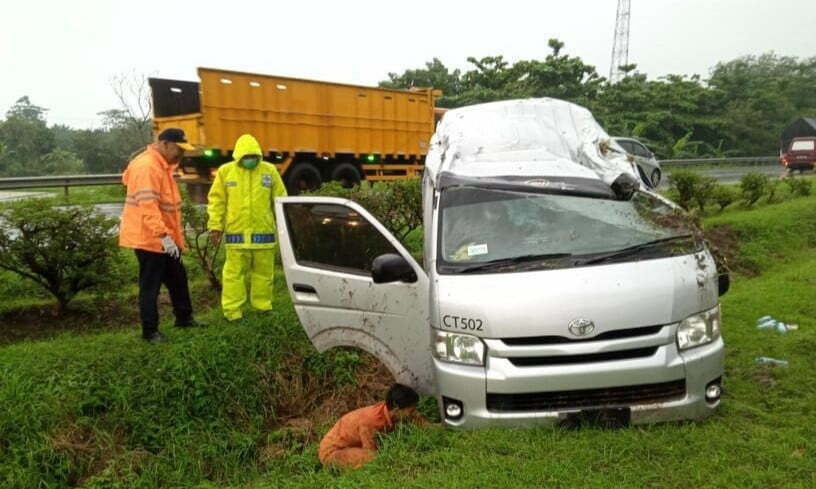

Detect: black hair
[385, 383, 419, 410]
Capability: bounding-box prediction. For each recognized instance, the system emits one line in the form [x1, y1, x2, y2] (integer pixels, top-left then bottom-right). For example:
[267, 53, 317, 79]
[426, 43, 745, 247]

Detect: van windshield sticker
[468, 244, 488, 256]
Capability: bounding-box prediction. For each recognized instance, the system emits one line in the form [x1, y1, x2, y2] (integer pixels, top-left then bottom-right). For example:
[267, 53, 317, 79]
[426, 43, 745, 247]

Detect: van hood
[433, 252, 719, 339]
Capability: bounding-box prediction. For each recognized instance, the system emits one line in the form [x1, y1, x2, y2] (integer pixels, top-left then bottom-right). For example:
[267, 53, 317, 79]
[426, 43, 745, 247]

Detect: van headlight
[434, 330, 485, 365]
[677, 305, 721, 351]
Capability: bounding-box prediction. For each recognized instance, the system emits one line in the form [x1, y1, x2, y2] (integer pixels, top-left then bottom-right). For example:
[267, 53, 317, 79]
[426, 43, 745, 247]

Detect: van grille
[486, 379, 686, 412]
[501, 325, 663, 346]
[507, 346, 658, 367]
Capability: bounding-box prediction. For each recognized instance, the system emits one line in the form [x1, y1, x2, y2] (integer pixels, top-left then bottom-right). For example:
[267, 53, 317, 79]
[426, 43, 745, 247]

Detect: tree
[0, 97, 56, 176]
[380, 58, 463, 107]
[39, 148, 86, 175]
[0, 199, 127, 315]
[104, 71, 153, 155]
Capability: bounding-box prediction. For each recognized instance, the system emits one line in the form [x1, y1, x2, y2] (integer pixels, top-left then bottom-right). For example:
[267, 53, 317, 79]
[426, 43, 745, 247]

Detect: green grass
[2, 195, 816, 488]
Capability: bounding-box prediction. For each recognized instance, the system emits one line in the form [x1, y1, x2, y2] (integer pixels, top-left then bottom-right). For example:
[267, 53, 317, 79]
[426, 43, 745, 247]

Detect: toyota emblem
[568, 318, 595, 337]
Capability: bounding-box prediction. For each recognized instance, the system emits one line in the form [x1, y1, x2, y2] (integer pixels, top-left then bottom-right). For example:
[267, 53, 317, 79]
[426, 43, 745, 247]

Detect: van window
[791, 140, 815, 151]
[438, 186, 699, 273]
[284, 203, 399, 275]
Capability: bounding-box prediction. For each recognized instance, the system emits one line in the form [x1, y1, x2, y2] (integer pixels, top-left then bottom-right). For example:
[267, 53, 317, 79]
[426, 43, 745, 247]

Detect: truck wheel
[331, 163, 362, 188]
[286, 162, 322, 195]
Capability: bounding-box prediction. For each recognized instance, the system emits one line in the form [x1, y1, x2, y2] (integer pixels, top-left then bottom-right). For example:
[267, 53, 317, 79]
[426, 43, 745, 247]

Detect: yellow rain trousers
[207, 134, 288, 320]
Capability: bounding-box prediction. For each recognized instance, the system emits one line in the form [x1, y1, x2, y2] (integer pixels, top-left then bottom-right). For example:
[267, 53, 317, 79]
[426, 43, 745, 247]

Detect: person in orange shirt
[119, 128, 205, 343]
[319, 384, 420, 469]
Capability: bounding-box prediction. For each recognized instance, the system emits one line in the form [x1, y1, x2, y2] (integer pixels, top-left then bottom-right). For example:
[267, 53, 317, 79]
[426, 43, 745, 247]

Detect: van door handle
[293, 283, 316, 294]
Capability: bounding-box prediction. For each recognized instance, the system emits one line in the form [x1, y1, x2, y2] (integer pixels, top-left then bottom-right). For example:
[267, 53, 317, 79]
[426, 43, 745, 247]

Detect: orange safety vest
[119, 145, 185, 253]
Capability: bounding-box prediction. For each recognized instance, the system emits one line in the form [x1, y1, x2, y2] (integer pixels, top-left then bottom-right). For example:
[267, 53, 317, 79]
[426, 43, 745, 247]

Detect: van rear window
[791, 140, 815, 151]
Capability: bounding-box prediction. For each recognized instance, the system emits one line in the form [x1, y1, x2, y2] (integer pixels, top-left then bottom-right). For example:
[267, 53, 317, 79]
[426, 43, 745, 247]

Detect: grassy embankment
[1, 194, 815, 488]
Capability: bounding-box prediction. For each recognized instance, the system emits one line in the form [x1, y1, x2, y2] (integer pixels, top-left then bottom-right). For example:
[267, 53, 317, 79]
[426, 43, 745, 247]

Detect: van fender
[309, 327, 421, 389]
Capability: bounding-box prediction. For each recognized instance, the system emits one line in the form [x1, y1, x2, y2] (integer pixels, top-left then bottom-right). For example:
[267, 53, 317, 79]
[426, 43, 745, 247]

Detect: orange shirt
[319, 402, 394, 457]
[119, 145, 185, 253]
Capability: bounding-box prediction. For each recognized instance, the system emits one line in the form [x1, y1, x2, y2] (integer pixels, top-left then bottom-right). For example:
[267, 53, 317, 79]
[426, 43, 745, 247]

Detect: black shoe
[175, 318, 207, 328]
[143, 331, 168, 343]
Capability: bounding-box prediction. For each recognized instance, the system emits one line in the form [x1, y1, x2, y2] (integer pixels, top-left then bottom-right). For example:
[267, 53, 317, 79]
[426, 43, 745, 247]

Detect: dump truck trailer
[149, 68, 441, 195]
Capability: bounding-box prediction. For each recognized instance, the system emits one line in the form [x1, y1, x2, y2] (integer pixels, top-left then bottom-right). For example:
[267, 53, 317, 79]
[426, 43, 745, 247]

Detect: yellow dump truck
[150, 67, 441, 194]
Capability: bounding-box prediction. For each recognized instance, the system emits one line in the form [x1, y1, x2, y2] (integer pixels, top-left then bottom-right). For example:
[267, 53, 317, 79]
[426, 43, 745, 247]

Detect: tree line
[381, 39, 816, 159]
[1, 42, 815, 177]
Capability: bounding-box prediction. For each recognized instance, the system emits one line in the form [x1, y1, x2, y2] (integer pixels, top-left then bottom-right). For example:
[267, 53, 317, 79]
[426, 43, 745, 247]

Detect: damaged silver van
[274, 99, 727, 428]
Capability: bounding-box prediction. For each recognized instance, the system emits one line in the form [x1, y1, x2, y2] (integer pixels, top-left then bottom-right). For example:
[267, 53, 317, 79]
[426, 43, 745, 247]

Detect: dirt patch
[703, 224, 748, 275]
[0, 287, 218, 345]
[752, 364, 778, 389]
[49, 422, 151, 486]
[257, 350, 395, 462]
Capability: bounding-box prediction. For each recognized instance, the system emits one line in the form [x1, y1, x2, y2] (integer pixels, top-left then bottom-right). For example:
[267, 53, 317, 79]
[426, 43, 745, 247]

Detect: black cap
[158, 128, 194, 150]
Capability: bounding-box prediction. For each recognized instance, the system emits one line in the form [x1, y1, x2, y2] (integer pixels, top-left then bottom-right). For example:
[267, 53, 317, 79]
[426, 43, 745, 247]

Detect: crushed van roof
[425, 98, 639, 187]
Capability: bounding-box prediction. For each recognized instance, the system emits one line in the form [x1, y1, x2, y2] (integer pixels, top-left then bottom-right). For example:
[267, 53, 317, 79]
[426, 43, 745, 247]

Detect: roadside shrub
[785, 177, 812, 197]
[0, 199, 127, 314]
[306, 178, 422, 243]
[667, 170, 702, 210]
[765, 178, 781, 203]
[711, 184, 737, 212]
[694, 176, 718, 212]
[740, 172, 768, 206]
[182, 201, 223, 291]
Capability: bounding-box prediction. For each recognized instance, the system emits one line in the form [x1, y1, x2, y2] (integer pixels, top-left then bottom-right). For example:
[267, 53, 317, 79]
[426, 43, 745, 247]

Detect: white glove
[161, 235, 180, 259]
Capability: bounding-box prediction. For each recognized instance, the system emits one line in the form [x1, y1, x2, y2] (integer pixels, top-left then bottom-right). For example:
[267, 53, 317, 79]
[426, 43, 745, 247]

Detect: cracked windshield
[439, 185, 698, 271]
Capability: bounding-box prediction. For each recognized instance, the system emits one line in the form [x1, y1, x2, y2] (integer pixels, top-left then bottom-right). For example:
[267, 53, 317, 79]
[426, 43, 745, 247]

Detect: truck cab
[274, 99, 725, 427]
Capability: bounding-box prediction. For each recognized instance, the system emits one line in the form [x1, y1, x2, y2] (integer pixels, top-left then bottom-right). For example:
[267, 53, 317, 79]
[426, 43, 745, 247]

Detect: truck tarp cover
[781, 117, 816, 151]
[425, 98, 639, 187]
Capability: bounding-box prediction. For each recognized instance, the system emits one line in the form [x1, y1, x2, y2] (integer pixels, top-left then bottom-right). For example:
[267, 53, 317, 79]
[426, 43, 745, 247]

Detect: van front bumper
[435, 337, 724, 428]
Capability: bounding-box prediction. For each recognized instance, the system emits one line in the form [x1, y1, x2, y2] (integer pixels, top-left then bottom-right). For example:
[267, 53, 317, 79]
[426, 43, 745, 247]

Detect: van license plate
[561, 408, 631, 428]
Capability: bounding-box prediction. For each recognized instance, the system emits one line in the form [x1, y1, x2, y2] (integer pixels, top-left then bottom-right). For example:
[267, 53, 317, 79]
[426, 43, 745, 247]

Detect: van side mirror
[718, 273, 730, 297]
[372, 253, 417, 284]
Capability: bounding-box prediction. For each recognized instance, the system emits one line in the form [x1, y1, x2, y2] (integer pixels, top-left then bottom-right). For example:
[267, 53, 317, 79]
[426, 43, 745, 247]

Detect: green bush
[694, 176, 718, 212]
[0, 199, 128, 314]
[765, 178, 781, 203]
[785, 177, 812, 197]
[306, 178, 422, 243]
[711, 184, 737, 212]
[667, 170, 702, 210]
[739, 172, 769, 206]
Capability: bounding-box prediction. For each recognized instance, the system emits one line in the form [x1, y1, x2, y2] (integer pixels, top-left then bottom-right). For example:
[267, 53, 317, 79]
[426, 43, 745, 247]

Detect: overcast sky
[2, 0, 814, 128]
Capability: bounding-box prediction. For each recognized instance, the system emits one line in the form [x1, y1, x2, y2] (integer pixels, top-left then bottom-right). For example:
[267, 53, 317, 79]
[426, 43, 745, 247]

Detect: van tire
[286, 162, 322, 195]
[331, 163, 362, 188]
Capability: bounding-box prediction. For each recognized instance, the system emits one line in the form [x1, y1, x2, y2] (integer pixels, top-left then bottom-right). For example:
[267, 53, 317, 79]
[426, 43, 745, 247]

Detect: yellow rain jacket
[207, 134, 287, 247]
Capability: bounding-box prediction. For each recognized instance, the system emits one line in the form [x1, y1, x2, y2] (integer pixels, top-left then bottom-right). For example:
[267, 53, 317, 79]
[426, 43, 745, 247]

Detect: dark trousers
[135, 249, 193, 337]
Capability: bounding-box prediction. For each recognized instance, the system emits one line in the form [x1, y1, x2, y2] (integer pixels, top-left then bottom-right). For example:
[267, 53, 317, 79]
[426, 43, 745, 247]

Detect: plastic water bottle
[776, 322, 788, 334]
[757, 315, 773, 323]
[757, 319, 777, 330]
[754, 356, 789, 366]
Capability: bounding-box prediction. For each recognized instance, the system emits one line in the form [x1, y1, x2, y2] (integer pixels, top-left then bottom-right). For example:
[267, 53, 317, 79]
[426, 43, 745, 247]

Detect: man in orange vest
[318, 384, 420, 469]
[119, 128, 205, 343]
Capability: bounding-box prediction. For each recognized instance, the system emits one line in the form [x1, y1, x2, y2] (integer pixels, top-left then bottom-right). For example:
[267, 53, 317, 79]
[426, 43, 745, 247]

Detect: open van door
[275, 196, 434, 394]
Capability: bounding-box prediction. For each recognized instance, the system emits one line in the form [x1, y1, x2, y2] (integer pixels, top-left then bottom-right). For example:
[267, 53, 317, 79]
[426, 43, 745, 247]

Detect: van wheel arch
[310, 328, 422, 390]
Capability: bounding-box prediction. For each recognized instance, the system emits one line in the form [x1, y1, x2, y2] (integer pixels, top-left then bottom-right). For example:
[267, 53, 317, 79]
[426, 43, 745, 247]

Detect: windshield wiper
[576, 235, 696, 266]
[455, 253, 573, 273]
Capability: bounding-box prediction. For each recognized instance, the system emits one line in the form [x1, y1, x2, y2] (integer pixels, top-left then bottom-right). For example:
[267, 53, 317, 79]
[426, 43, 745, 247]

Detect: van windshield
[437, 186, 701, 274]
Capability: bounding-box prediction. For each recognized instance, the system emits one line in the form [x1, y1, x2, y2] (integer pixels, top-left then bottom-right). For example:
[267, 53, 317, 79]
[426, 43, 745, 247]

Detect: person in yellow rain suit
[207, 134, 287, 321]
